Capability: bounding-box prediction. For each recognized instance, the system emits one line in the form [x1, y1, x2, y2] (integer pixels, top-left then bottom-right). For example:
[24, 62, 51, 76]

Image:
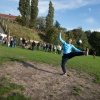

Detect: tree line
[16, 0, 100, 55]
[17, 0, 54, 29]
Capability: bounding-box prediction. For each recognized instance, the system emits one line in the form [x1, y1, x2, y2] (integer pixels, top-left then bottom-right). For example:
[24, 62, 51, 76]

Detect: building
[0, 13, 17, 21]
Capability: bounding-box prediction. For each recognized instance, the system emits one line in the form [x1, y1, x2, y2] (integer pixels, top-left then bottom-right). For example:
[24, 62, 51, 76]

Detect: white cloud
[89, 8, 92, 12]
[38, 0, 100, 15]
[38, 1, 49, 15]
[2, 0, 100, 16]
[85, 17, 95, 24]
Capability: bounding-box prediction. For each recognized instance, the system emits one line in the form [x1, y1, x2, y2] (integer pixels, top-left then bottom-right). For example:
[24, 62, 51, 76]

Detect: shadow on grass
[7, 57, 60, 75]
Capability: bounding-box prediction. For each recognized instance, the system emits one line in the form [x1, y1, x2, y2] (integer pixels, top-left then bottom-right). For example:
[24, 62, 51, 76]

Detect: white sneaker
[63, 73, 67, 76]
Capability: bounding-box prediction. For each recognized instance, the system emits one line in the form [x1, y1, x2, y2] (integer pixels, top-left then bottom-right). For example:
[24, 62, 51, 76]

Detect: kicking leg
[68, 52, 84, 59]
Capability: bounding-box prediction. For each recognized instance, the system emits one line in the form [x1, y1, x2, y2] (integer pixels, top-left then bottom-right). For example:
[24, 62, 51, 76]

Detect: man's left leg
[68, 52, 84, 59]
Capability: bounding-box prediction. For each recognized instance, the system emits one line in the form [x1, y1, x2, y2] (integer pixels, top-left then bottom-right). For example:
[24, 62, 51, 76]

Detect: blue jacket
[58, 33, 82, 54]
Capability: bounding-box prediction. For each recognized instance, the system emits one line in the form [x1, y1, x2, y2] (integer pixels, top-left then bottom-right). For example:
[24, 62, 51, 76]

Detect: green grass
[0, 45, 62, 66]
[0, 45, 100, 83]
[67, 55, 100, 83]
[0, 45, 100, 84]
[72, 86, 82, 96]
[0, 83, 25, 95]
[0, 77, 29, 100]
[0, 92, 30, 100]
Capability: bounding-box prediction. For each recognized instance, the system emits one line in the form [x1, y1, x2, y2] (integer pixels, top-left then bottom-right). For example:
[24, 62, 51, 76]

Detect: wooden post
[9, 29, 10, 36]
[6, 24, 7, 31]
[3, 20, 4, 26]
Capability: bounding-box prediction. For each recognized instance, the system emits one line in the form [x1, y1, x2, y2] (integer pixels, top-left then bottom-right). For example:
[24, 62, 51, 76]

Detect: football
[77, 39, 82, 44]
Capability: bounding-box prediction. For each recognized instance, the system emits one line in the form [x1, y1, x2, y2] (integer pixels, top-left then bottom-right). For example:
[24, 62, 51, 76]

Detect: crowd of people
[1, 36, 63, 54]
[0, 33, 96, 59]
[21, 38, 63, 54]
[1, 35, 17, 47]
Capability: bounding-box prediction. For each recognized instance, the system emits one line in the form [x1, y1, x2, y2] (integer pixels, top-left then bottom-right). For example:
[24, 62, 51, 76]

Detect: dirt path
[0, 61, 100, 100]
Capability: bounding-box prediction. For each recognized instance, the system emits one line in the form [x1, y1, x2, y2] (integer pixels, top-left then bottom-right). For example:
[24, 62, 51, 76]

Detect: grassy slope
[4, 21, 43, 41]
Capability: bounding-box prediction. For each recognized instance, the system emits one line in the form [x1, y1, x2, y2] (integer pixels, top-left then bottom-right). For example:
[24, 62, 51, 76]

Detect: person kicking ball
[58, 30, 88, 76]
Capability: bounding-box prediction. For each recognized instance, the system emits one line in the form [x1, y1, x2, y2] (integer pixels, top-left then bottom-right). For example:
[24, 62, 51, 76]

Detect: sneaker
[63, 73, 67, 76]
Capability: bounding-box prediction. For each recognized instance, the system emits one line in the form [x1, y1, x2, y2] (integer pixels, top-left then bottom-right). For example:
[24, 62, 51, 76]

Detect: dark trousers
[61, 52, 84, 74]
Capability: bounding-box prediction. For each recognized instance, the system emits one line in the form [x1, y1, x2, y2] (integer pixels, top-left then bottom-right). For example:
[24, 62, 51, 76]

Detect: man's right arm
[58, 30, 65, 44]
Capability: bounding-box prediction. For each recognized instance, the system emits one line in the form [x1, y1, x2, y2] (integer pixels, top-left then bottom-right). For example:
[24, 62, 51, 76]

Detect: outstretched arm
[72, 45, 83, 52]
[58, 30, 66, 44]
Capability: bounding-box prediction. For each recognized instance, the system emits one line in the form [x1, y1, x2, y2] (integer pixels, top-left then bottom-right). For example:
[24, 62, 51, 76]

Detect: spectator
[93, 50, 96, 59]
[32, 41, 36, 50]
[53, 45, 57, 54]
[13, 36, 17, 48]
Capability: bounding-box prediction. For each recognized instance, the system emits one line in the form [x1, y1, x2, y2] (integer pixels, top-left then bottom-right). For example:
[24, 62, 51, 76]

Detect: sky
[0, 0, 100, 32]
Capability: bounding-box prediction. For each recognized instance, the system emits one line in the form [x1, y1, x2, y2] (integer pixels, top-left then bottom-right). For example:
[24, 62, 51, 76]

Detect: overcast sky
[0, 0, 100, 32]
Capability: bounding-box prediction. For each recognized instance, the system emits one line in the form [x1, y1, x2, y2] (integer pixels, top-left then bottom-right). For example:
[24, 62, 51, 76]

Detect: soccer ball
[77, 39, 82, 44]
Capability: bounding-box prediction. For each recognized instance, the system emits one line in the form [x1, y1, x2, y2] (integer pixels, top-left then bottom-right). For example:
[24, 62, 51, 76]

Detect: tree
[65, 31, 77, 47]
[46, 1, 54, 28]
[15, 16, 25, 26]
[18, 0, 25, 17]
[60, 27, 67, 33]
[46, 27, 59, 44]
[25, 0, 30, 26]
[30, 0, 38, 28]
[36, 17, 46, 31]
[70, 28, 90, 50]
[84, 30, 92, 38]
[89, 31, 100, 55]
[25, 0, 30, 18]
[54, 20, 60, 29]
[18, 0, 30, 26]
